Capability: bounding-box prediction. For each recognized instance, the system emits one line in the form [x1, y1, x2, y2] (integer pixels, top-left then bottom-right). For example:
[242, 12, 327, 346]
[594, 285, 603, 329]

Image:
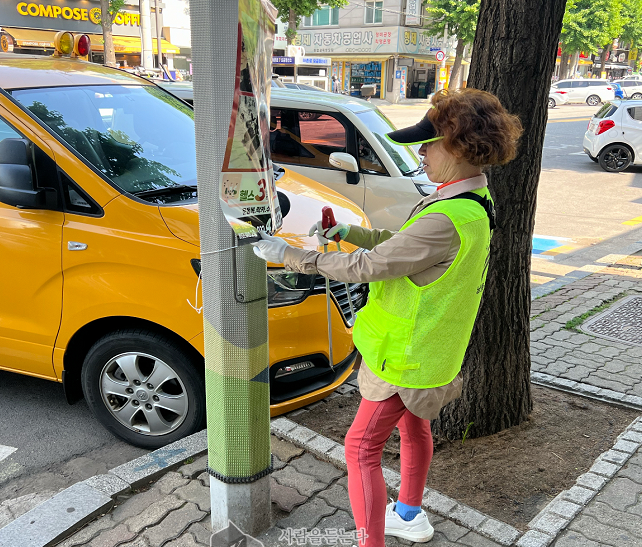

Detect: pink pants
[344, 394, 434, 547]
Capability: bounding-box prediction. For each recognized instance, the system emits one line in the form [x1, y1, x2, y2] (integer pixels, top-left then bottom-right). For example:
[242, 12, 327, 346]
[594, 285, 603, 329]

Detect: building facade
[291, 0, 459, 99]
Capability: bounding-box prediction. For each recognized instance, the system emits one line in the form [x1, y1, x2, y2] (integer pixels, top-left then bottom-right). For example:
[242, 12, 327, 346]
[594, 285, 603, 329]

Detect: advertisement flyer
[220, 0, 282, 244]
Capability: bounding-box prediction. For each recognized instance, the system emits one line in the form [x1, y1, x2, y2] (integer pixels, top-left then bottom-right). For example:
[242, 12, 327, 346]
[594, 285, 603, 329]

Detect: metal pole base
[210, 474, 272, 537]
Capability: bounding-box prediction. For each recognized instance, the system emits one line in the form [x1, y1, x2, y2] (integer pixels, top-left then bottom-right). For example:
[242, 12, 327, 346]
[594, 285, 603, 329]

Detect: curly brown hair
[427, 89, 523, 167]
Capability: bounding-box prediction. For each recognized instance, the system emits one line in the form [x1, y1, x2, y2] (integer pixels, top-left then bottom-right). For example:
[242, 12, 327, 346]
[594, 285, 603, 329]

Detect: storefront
[272, 55, 331, 90]
[0, 0, 178, 67]
[293, 26, 457, 100]
[592, 48, 633, 79]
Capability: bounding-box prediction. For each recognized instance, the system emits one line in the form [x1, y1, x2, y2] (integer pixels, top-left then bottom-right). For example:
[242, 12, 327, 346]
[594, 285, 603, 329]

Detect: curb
[517, 416, 642, 547]
[271, 417, 522, 547]
[0, 430, 208, 547]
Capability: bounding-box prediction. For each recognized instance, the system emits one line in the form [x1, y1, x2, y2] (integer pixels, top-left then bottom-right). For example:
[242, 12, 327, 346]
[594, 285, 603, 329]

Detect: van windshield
[11, 85, 197, 203]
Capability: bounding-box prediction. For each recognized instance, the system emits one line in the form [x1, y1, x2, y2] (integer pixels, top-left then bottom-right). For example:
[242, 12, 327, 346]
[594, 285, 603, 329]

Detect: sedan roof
[0, 55, 151, 90]
[271, 88, 376, 114]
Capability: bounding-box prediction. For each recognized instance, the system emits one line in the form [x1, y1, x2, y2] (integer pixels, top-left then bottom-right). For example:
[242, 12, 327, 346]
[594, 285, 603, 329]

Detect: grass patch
[564, 292, 627, 332]
[183, 457, 195, 465]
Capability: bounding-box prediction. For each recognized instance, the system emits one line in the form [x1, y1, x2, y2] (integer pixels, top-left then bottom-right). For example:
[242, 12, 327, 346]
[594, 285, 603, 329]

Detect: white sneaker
[384, 501, 434, 542]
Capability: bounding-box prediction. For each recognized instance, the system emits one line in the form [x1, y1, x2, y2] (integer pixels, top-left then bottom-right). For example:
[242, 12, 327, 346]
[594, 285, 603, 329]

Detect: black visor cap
[386, 115, 440, 145]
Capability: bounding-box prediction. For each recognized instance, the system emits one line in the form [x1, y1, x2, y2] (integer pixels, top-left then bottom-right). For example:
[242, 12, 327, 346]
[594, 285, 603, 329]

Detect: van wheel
[587, 95, 601, 106]
[81, 330, 205, 449]
[632, 93, 642, 99]
[548, 98, 556, 108]
[599, 144, 632, 172]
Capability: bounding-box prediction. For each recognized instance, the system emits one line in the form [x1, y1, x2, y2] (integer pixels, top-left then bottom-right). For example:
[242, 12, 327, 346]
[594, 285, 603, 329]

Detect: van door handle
[68, 241, 88, 251]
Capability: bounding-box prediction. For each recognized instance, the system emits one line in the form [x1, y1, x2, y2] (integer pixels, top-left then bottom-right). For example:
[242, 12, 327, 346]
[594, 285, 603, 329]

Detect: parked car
[583, 100, 642, 172]
[548, 90, 570, 108]
[284, 83, 326, 92]
[162, 84, 438, 230]
[550, 79, 615, 106]
[0, 52, 368, 448]
[613, 79, 642, 99]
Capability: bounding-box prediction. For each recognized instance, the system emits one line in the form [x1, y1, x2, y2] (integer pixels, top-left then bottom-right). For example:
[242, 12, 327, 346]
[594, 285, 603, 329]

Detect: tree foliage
[620, 0, 642, 46]
[423, 0, 480, 45]
[560, 0, 623, 54]
[271, 0, 347, 43]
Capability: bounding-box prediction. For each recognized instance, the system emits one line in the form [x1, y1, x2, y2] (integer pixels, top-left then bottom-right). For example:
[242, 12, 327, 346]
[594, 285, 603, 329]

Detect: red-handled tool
[322, 206, 341, 242]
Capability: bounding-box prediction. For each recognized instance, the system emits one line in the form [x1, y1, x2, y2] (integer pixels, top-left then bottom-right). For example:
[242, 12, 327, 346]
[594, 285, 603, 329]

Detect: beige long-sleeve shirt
[282, 174, 488, 419]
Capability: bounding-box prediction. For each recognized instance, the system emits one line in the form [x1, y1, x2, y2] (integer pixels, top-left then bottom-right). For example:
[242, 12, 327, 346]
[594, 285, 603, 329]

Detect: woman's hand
[251, 232, 290, 263]
[308, 220, 350, 246]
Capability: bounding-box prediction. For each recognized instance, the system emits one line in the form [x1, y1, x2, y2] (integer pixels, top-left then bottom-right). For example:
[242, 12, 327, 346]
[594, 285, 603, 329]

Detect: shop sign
[5, 0, 144, 37]
[298, 56, 331, 65]
[1, 34, 14, 52]
[405, 0, 422, 26]
[294, 26, 455, 57]
[398, 66, 407, 98]
[272, 56, 295, 64]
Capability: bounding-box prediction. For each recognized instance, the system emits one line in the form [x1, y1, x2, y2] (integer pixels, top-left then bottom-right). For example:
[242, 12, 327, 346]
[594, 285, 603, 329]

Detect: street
[2, 100, 642, 509]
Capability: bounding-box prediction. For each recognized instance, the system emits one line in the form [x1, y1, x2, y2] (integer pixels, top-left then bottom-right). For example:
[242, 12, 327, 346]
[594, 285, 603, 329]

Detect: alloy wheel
[587, 95, 600, 106]
[601, 146, 631, 172]
[100, 352, 188, 436]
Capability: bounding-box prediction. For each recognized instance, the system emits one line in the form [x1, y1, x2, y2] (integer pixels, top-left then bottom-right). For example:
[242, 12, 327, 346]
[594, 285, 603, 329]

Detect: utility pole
[189, 0, 272, 537]
[154, 0, 163, 71]
[139, 0, 154, 69]
[438, 23, 448, 90]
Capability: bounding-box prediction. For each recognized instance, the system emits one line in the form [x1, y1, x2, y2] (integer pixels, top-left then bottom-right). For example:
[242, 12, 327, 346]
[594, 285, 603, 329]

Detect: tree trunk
[570, 50, 580, 78]
[100, 0, 116, 66]
[287, 8, 297, 46]
[448, 38, 466, 90]
[559, 50, 570, 80]
[599, 43, 612, 78]
[431, 0, 567, 440]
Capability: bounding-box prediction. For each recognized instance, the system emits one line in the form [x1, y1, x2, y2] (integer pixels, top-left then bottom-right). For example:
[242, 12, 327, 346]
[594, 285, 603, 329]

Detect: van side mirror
[329, 152, 361, 185]
[0, 139, 56, 209]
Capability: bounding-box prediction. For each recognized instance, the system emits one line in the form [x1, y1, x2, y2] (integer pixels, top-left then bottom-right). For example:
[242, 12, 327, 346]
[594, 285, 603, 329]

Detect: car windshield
[356, 109, 421, 175]
[11, 84, 197, 203]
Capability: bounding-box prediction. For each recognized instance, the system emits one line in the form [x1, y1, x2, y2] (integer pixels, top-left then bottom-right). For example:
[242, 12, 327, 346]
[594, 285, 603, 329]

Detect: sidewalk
[3, 253, 642, 547]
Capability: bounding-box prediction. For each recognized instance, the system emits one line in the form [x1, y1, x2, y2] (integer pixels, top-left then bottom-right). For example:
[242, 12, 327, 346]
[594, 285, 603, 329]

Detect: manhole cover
[580, 295, 642, 346]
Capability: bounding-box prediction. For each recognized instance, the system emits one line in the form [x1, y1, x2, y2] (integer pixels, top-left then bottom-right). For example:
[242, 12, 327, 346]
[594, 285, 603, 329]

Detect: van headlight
[268, 269, 316, 307]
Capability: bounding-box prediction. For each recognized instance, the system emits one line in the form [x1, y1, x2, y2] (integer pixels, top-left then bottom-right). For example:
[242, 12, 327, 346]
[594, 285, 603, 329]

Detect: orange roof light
[53, 31, 73, 56]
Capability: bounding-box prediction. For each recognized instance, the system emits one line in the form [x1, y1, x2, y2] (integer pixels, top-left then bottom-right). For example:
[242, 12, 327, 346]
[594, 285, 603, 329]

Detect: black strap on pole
[443, 192, 496, 231]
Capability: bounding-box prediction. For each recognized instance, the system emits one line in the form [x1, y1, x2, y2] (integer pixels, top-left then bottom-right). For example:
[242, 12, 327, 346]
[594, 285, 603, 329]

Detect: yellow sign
[16, 3, 140, 26]
[439, 67, 447, 82]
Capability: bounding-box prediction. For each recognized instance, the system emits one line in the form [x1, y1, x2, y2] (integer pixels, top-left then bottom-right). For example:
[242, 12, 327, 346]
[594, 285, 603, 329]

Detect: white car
[550, 79, 615, 106]
[270, 89, 436, 230]
[583, 100, 642, 172]
[548, 90, 569, 108]
[614, 79, 642, 99]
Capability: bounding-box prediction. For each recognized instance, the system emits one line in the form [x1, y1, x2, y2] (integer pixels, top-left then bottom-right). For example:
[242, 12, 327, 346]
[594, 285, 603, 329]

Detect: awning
[4, 28, 180, 55]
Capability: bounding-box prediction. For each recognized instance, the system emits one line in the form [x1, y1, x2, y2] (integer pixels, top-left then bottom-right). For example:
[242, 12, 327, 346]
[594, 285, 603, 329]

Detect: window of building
[364, 1, 383, 24]
[304, 6, 339, 26]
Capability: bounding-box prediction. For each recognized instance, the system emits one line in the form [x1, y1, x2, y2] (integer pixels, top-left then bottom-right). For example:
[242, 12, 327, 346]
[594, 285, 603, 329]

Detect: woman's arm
[343, 225, 396, 250]
[283, 213, 456, 283]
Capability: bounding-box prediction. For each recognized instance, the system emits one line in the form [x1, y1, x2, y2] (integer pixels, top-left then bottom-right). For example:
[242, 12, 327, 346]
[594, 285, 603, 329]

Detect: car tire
[586, 95, 601, 106]
[81, 329, 205, 449]
[598, 144, 632, 172]
[632, 93, 642, 99]
[548, 98, 556, 108]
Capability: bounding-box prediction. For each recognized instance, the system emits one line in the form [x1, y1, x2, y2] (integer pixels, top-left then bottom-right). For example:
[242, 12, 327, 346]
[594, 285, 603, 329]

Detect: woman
[253, 89, 522, 546]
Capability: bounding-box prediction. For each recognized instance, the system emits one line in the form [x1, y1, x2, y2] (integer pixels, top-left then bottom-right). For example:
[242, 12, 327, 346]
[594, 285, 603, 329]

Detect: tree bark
[287, 8, 297, 46]
[559, 50, 570, 80]
[599, 43, 612, 78]
[100, 0, 116, 66]
[448, 38, 466, 90]
[432, 0, 567, 440]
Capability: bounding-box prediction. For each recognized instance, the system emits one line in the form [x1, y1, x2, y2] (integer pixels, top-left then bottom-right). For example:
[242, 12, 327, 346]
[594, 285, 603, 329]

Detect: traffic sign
[435, 50, 445, 62]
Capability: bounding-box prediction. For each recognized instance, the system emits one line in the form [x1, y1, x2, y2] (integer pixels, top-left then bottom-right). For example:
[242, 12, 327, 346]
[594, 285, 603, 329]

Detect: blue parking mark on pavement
[532, 235, 573, 257]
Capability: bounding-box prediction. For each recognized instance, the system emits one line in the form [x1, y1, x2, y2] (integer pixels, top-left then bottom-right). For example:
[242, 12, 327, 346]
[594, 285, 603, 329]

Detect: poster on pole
[220, 0, 282, 244]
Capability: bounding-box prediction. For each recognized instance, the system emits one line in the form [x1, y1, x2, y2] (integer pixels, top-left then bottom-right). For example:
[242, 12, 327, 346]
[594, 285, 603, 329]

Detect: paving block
[271, 466, 326, 497]
[178, 455, 208, 478]
[164, 534, 202, 547]
[88, 523, 137, 547]
[270, 477, 308, 512]
[432, 518, 469, 542]
[317, 483, 352, 515]
[270, 417, 297, 436]
[326, 445, 347, 468]
[588, 459, 620, 478]
[459, 531, 506, 547]
[0, 482, 113, 547]
[515, 529, 555, 547]
[174, 480, 211, 512]
[153, 471, 191, 495]
[271, 435, 304, 463]
[123, 495, 185, 533]
[276, 497, 335, 529]
[613, 439, 641, 454]
[55, 515, 116, 547]
[289, 453, 344, 484]
[283, 425, 317, 445]
[562, 486, 596, 506]
[553, 530, 600, 547]
[478, 518, 520, 546]
[576, 473, 607, 491]
[306, 435, 339, 456]
[114, 536, 151, 547]
[317, 509, 356, 531]
[595, 477, 642, 511]
[622, 430, 642, 443]
[448, 504, 487, 530]
[83, 474, 131, 498]
[382, 467, 401, 490]
[141, 503, 206, 546]
[545, 498, 582, 520]
[601, 449, 631, 465]
[422, 489, 458, 516]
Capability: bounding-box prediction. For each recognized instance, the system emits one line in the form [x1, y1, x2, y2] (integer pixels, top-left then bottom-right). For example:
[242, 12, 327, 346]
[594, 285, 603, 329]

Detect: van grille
[313, 276, 368, 325]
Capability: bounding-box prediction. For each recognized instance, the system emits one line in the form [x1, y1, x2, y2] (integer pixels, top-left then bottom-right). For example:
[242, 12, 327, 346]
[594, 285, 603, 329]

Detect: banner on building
[219, 0, 282, 244]
[405, 0, 422, 26]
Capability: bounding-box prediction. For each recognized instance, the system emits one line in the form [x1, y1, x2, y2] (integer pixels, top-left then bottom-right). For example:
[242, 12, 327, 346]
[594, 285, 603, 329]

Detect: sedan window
[627, 107, 642, 121]
[358, 133, 387, 175]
